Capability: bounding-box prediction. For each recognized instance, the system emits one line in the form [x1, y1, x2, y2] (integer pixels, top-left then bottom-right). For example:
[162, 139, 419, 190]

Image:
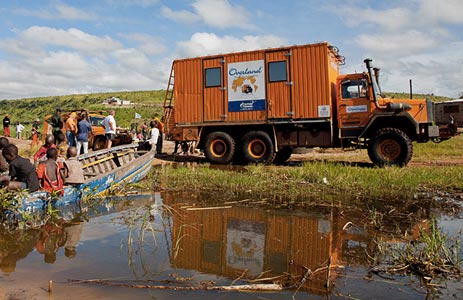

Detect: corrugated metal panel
[174, 59, 203, 124]
[203, 58, 225, 121]
[291, 43, 337, 119]
[173, 42, 338, 126]
[266, 50, 291, 118]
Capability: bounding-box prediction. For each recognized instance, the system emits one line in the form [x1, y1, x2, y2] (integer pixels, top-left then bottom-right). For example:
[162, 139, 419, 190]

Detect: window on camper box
[268, 61, 287, 82]
[205, 67, 221, 87]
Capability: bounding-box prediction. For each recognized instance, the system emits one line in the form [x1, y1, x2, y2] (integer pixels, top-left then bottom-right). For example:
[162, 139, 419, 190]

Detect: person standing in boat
[0, 144, 39, 192]
[101, 110, 116, 149]
[36, 147, 65, 196]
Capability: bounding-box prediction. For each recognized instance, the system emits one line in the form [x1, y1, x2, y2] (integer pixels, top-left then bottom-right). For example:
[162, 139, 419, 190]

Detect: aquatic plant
[380, 218, 461, 282]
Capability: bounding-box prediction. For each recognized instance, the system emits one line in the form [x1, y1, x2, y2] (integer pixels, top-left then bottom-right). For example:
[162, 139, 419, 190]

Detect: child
[34, 134, 56, 165]
[0, 144, 40, 192]
[63, 147, 84, 185]
[36, 147, 65, 196]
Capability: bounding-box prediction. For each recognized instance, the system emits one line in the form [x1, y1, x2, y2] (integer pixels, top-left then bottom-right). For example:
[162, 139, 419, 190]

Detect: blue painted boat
[21, 143, 156, 215]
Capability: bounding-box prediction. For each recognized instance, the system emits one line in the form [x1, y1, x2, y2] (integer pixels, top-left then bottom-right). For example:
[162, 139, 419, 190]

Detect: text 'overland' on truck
[162, 42, 458, 167]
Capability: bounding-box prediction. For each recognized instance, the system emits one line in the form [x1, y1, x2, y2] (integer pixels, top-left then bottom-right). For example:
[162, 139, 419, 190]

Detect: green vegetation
[153, 161, 463, 208]
[383, 92, 452, 102]
[0, 90, 166, 129]
[379, 219, 461, 281]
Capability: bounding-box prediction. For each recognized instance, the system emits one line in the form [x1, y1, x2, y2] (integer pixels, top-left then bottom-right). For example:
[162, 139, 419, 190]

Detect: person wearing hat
[31, 118, 40, 147]
[49, 108, 64, 144]
[2, 114, 10, 137]
[65, 112, 77, 147]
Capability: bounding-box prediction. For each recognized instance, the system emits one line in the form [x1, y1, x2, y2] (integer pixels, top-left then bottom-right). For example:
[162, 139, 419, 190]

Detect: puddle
[0, 192, 462, 300]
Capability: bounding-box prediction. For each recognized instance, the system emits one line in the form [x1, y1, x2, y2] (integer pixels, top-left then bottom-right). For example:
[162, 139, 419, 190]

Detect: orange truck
[43, 110, 133, 150]
[163, 42, 458, 166]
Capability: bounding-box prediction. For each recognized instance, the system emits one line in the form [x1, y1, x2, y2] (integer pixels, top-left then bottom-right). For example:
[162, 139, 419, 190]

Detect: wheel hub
[378, 139, 400, 160]
[248, 140, 266, 159]
[211, 140, 226, 157]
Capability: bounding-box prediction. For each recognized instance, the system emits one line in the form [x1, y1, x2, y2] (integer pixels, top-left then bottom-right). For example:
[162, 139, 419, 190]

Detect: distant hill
[383, 92, 452, 102]
[0, 90, 166, 128]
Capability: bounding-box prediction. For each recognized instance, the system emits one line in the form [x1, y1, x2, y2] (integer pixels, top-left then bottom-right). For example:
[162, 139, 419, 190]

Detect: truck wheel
[367, 128, 413, 167]
[273, 147, 293, 164]
[204, 132, 235, 164]
[93, 137, 106, 151]
[241, 131, 275, 164]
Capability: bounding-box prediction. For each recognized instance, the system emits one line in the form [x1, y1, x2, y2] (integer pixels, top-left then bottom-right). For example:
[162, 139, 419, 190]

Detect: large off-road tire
[367, 128, 413, 167]
[273, 147, 293, 164]
[92, 136, 106, 151]
[240, 131, 275, 164]
[203, 132, 235, 164]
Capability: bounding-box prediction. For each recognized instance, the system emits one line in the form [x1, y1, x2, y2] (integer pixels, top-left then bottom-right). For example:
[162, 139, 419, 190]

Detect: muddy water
[0, 192, 462, 300]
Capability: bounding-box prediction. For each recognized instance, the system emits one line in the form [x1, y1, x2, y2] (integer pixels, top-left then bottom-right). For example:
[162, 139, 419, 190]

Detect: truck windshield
[341, 79, 367, 99]
[89, 116, 104, 126]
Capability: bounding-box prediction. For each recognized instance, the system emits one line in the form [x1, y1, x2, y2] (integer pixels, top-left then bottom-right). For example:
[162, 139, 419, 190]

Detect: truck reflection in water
[163, 191, 429, 295]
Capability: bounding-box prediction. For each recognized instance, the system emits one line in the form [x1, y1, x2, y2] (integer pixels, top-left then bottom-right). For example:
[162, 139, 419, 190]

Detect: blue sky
[0, 0, 462, 100]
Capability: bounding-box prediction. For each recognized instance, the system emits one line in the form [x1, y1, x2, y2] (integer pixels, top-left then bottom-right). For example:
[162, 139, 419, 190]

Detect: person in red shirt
[34, 134, 56, 165]
[36, 147, 64, 196]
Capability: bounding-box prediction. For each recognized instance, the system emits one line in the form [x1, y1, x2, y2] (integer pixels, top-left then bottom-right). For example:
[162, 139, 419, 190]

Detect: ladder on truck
[163, 63, 175, 139]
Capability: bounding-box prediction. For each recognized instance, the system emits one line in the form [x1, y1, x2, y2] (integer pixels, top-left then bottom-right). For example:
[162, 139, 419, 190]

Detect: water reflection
[1, 190, 458, 300]
[0, 194, 155, 275]
[162, 191, 431, 295]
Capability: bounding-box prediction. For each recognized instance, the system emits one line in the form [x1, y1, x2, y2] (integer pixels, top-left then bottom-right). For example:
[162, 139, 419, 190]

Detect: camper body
[163, 42, 456, 166]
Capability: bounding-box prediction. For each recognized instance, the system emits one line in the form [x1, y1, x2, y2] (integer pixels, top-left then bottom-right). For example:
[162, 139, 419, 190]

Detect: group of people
[2, 114, 39, 142]
[48, 108, 94, 155]
[0, 135, 84, 195]
[0, 107, 165, 195]
[136, 117, 163, 154]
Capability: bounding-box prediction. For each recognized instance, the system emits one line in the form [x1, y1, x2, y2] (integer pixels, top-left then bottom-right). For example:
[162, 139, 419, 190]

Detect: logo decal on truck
[228, 60, 266, 112]
[346, 105, 368, 113]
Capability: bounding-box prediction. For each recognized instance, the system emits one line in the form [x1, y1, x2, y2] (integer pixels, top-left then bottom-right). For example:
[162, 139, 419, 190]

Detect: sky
[0, 0, 462, 100]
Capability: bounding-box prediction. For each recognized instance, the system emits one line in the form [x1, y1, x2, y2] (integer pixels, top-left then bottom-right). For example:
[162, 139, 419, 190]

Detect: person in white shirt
[101, 110, 116, 148]
[16, 122, 25, 139]
[148, 121, 159, 154]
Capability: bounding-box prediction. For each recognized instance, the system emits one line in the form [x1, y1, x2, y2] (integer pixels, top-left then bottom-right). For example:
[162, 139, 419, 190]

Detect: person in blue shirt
[76, 112, 93, 155]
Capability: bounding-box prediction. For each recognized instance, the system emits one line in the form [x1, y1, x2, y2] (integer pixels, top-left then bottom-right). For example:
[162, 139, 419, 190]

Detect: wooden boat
[22, 143, 156, 215]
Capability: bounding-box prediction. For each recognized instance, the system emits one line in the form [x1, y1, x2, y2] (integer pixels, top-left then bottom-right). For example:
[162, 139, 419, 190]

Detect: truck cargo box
[171, 42, 342, 125]
[433, 100, 463, 127]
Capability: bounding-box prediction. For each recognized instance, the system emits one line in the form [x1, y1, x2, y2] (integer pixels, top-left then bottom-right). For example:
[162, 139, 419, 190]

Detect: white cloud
[123, 33, 166, 56]
[176, 32, 287, 57]
[0, 26, 167, 99]
[192, 0, 252, 29]
[419, 0, 463, 24]
[161, 6, 200, 24]
[354, 30, 438, 56]
[163, 0, 254, 29]
[19, 27, 121, 55]
[15, 3, 98, 21]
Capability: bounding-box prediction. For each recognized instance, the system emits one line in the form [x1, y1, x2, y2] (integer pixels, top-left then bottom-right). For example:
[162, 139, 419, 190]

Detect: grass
[381, 219, 461, 281]
[152, 161, 463, 209]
